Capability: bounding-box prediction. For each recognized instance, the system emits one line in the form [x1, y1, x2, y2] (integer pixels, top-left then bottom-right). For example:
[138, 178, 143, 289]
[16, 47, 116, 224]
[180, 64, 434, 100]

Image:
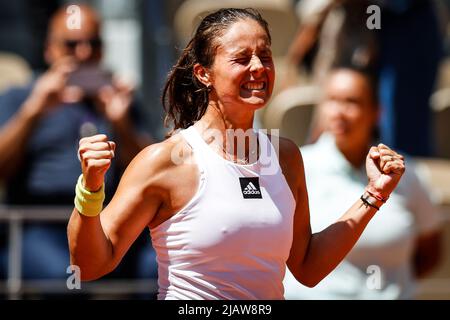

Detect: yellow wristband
[74, 174, 105, 217]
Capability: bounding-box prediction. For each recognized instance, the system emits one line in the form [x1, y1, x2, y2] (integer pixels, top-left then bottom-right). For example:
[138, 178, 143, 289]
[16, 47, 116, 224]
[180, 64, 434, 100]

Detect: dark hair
[329, 62, 381, 139]
[162, 8, 271, 134]
[330, 62, 379, 107]
[331, 43, 380, 107]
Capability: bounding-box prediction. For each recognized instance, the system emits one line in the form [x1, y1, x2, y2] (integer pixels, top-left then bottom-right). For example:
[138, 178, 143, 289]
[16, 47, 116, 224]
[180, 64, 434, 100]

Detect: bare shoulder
[123, 132, 198, 228]
[120, 132, 193, 188]
[267, 135, 303, 173]
[133, 133, 191, 168]
[266, 135, 305, 197]
[279, 137, 302, 163]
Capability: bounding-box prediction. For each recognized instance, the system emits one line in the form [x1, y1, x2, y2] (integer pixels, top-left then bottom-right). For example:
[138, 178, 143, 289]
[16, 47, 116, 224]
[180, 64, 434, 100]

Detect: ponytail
[162, 40, 210, 135]
[161, 8, 271, 135]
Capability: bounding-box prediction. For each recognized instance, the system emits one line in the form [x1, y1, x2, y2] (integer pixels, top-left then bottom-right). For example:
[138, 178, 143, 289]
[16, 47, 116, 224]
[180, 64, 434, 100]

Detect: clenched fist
[78, 134, 116, 192]
[365, 143, 406, 200]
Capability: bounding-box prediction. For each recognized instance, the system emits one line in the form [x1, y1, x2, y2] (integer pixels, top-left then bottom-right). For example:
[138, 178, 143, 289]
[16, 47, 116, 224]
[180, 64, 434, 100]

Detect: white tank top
[150, 126, 296, 300]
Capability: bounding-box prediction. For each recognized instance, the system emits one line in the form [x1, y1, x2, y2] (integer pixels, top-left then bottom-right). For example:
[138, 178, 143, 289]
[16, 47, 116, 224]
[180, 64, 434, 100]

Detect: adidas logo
[243, 182, 261, 195]
[239, 177, 262, 199]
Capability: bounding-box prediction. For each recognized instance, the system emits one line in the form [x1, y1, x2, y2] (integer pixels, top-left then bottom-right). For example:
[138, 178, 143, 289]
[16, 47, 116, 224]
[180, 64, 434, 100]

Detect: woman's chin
[242, 98, 268, 110]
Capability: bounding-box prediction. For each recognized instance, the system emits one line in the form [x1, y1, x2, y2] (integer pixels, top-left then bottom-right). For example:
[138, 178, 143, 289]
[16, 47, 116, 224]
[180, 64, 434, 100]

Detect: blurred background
[0, 0, 449, 299]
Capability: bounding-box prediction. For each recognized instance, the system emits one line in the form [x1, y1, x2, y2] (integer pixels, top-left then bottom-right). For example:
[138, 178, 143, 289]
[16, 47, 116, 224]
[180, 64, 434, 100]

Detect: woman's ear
[193, 63, 211, 87]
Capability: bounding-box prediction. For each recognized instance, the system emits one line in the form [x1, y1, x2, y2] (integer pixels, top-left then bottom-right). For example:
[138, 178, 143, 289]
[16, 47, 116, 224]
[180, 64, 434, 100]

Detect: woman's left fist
[365, 143, 406, 199]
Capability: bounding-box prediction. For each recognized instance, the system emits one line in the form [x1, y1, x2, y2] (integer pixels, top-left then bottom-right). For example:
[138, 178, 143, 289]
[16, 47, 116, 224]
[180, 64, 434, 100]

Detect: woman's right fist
[78, 134, 116, 192]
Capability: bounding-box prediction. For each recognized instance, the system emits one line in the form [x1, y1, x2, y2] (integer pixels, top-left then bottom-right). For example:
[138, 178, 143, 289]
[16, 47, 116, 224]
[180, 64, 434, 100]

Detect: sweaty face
[320, 69, 378, 147]
[208, 19, 275, 114]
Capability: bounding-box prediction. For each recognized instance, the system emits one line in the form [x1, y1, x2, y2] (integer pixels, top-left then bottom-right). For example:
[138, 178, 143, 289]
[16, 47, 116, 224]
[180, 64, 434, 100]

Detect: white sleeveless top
[150, 126, 296, 300]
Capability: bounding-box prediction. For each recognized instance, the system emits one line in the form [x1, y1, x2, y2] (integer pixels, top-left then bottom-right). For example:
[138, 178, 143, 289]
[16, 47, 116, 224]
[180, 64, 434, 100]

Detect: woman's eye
[235, 58, 250, 64]
[260, 56, 272, 62]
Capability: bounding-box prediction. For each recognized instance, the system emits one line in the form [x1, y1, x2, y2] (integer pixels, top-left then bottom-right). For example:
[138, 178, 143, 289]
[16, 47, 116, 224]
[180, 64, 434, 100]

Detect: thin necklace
[220, 136, 259, 165]
[200, 106, 259, 164]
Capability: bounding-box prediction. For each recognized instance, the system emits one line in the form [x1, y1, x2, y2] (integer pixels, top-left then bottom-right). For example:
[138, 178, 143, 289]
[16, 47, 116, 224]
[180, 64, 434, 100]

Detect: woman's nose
[249, 55, 264, 75]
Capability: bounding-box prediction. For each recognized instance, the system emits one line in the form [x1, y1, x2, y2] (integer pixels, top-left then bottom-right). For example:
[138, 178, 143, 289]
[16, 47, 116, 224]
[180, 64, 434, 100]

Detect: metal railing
[0, 206, 158, 300]
[1, 206, 450, 299]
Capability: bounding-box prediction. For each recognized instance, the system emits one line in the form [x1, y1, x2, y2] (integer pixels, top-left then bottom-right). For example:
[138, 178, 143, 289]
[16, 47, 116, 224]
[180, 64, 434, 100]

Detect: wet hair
[162, 8, 271, 134]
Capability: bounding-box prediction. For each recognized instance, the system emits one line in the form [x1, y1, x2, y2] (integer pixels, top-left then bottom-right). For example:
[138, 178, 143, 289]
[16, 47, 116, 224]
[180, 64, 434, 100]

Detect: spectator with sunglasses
[0, 4, 155, 292]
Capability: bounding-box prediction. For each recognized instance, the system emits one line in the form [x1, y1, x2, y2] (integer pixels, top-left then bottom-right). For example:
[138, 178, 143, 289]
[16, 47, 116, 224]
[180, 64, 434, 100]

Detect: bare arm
[286, 24, 320, 68]
[287, 188, 378, 287]
[285, 0, 337, 68]
[280, 24, 320, 89]
[284, 141, 405, 287]
[67, 135, 170, 281]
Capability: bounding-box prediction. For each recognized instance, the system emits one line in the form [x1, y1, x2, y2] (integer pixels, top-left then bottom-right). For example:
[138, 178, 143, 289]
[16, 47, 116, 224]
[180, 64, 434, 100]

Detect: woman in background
[284, 66, 442, 299]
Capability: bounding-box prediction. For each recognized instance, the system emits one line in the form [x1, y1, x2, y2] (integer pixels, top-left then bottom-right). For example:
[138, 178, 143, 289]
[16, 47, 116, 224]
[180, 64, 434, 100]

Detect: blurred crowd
[0, 0, 449, 299]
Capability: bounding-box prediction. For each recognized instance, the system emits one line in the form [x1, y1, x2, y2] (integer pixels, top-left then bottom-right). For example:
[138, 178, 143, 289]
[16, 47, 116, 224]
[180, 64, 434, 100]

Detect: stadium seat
[430, 88, 450, 159]
[263, 84, 320, 146]
[0, 52, 31, 94]
[173, 0, 298, 58]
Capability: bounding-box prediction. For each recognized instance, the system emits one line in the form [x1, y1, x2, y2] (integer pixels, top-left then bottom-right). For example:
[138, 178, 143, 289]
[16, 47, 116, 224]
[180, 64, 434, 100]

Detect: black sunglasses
[63, 38, 102, 50]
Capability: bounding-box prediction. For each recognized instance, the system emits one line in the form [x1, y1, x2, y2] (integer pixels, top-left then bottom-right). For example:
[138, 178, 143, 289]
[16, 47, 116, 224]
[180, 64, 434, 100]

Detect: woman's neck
[197, 101, 254, 132]
[194, 102, 258, 164]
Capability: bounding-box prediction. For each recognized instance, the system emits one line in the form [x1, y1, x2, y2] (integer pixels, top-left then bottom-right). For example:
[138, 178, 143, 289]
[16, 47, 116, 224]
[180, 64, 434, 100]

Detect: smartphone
[66, 64, 113, 96]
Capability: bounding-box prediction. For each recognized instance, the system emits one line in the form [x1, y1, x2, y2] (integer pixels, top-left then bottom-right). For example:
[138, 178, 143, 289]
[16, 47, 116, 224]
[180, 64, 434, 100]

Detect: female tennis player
[68, 8, 405, 300]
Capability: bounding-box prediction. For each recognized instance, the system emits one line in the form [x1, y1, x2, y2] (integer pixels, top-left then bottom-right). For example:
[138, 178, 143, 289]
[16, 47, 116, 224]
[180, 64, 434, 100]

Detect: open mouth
[242, 82, 266, 91]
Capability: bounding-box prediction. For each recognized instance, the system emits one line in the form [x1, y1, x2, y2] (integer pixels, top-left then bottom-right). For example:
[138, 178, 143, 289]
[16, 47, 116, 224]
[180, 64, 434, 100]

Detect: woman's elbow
[297, 276, 322, 288]
[290, 268, 323, 288]
[69, 252, 115, 282]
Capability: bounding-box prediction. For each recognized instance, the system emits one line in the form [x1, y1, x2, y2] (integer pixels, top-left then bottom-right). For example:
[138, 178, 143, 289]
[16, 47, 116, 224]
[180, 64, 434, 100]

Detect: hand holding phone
[67, 64, 113, 97]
